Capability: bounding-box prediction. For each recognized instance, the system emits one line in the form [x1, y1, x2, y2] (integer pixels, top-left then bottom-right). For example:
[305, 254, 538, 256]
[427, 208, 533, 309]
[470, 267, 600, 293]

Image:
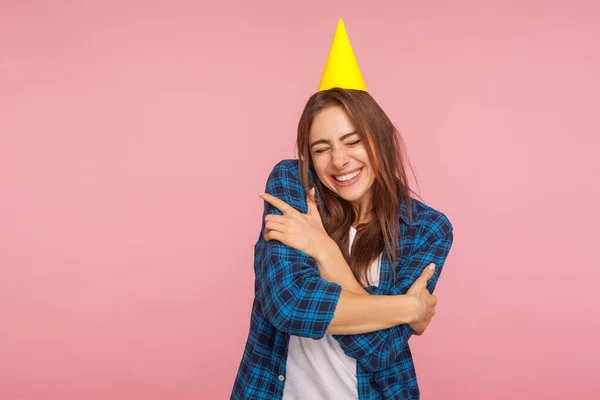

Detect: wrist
[315, 240, 367, 294]
[396, 295, 419, 324]
[315, 237, 339, 264]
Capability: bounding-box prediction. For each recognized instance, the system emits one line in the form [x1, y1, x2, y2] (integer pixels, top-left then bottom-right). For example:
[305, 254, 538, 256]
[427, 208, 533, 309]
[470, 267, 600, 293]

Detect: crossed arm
[328, 229, 453, 372]
[255, 161, 453, 372]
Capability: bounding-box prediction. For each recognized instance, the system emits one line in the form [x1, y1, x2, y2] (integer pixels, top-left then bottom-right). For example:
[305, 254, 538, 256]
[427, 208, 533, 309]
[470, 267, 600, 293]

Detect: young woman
[231, 88, 454, 399]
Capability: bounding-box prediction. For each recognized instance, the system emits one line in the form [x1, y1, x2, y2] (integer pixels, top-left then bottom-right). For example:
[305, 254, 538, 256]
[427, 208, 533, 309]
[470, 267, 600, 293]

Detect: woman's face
[309, 105, 376, 212]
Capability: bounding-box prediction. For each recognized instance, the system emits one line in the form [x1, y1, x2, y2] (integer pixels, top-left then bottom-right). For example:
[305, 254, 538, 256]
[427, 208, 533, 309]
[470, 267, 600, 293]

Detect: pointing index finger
[258, 192, 297, 215]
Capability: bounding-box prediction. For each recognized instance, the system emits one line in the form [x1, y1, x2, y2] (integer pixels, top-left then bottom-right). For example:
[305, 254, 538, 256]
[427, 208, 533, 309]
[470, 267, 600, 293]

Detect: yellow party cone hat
[318, 19, 367, 92]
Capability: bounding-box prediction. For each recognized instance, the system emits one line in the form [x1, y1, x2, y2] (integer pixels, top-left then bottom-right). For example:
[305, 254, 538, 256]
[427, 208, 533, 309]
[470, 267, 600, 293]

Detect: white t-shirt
[282, 225, 382, 400]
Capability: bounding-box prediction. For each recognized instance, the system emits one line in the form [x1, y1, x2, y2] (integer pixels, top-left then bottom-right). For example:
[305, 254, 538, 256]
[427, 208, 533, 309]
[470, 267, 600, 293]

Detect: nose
[331, 148, 351, 170]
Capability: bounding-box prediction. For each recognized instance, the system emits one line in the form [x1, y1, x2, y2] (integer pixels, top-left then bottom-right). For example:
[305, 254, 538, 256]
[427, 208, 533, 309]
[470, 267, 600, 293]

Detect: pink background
[1, 1, 599, 399]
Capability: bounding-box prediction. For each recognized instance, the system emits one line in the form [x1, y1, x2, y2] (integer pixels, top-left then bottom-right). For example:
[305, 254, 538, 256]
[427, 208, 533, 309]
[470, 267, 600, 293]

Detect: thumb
[420, 263, 436, 281]
[415, 263, 436, 285]
[306, 187, 318, 213]
[408, 263, 435, 295]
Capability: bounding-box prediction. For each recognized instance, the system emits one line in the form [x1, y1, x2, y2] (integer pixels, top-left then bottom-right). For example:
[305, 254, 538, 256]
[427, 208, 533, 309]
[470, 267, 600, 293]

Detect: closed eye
[313, 140, 361, 154]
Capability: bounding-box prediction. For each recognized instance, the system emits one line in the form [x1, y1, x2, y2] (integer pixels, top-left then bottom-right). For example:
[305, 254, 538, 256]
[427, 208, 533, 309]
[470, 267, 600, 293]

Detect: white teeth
[334, 169, 361, 182]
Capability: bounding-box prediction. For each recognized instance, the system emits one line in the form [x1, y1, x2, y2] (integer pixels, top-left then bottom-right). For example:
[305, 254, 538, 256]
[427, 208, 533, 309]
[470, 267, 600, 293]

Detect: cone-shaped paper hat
[318, 19, 367, 92]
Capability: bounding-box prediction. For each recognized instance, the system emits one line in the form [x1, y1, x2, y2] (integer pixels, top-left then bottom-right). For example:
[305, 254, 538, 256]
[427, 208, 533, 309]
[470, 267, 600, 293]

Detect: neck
[352, 191, 373, 228]
[352, 206, 373, 228]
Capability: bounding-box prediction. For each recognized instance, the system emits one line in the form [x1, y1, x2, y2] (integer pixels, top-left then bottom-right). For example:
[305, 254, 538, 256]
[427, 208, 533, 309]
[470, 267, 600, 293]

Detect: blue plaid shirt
[231, 159, 454, 400]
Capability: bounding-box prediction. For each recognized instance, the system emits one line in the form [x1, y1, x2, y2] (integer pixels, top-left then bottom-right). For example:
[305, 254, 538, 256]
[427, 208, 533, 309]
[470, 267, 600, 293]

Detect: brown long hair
[296, 88, 417, 287]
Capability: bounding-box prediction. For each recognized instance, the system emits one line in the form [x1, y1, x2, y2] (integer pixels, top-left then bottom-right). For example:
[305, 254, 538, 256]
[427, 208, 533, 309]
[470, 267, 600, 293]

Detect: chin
[334, 189, 366, 203]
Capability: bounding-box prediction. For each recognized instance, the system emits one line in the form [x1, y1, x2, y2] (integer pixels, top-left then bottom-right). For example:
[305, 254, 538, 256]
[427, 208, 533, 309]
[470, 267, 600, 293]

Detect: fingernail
[428, 263, 436, 270]
[257, 192, 264, 196]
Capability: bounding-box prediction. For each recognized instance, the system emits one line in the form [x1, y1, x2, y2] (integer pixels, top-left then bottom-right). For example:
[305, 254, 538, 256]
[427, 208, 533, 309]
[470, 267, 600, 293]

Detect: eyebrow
[310, 132, 358, 149]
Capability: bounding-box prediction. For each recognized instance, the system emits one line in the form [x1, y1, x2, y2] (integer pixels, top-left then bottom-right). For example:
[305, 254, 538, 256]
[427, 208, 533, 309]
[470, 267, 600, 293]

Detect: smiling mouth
[331, 167, 363, 186]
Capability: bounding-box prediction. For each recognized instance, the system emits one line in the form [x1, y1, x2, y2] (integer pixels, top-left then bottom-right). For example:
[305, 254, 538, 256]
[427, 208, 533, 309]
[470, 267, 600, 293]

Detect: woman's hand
[258, 188, 332, 261]
[406, 264, 438, 336]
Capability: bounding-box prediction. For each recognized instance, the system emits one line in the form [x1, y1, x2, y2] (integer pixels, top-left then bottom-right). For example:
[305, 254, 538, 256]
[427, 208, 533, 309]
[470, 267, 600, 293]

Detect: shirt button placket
[278, 374, 285, 382]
